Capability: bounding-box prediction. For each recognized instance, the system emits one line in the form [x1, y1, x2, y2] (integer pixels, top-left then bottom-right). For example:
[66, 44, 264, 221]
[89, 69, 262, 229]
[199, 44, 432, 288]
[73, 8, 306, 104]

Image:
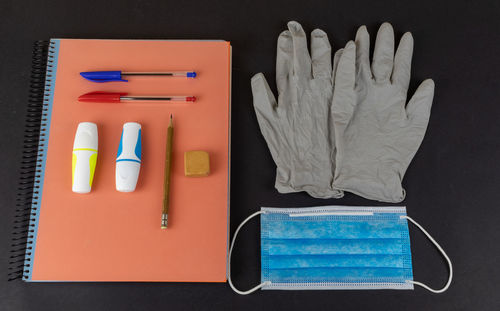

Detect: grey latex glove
[332, 23, 434, 202]
[251, 21, 343, 198]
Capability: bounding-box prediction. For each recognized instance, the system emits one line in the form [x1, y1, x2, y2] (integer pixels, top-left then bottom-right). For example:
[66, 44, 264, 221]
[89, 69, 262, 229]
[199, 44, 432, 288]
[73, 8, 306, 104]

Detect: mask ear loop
[401, 215, 453, 293]
[227, 211, 271, 295]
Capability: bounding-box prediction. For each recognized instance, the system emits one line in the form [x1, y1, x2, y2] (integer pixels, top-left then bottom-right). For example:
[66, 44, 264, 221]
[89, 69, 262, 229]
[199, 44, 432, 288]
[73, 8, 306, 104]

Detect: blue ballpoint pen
[80, 70, 197, 82]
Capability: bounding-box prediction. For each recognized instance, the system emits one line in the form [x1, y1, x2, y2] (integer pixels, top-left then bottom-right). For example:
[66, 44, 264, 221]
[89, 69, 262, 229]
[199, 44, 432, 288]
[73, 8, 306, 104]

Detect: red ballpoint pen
[78, 91, 196, 103]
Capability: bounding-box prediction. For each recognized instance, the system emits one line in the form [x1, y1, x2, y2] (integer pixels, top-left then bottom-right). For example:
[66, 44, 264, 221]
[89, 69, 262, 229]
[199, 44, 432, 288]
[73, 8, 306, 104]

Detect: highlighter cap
[73, 122, 98, 150]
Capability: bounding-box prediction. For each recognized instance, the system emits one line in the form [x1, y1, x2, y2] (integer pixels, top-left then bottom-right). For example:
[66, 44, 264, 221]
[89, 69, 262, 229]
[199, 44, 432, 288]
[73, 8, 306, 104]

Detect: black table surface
[1, 0, 499, 310]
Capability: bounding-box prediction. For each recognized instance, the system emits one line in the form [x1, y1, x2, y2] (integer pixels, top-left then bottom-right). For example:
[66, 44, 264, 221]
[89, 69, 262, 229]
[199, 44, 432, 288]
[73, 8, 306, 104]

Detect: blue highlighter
[116, 122, 142, 192]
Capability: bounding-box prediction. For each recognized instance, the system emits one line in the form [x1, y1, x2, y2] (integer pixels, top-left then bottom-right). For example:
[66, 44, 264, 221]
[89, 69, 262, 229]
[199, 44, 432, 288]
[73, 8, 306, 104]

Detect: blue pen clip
[80, 71, 128, 83]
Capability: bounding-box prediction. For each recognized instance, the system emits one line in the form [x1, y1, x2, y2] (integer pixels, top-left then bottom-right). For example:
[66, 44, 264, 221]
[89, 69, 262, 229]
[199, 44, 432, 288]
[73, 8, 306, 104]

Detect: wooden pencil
[161, 115, 174, 229]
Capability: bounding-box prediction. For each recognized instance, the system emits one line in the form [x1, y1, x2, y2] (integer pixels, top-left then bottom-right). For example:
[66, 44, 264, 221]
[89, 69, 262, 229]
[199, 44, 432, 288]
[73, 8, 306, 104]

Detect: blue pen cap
[80, 71, 128, 83]
[187, 72, 197, 78]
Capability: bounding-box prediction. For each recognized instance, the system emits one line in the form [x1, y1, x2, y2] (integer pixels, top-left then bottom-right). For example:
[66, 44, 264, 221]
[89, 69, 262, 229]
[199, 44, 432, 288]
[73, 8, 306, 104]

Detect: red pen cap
[78, 91, 127, 103]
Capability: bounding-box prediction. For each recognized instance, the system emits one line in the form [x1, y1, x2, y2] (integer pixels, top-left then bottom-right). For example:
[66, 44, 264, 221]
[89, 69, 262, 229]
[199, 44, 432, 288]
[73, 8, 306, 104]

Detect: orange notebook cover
[23, 39, 231, 282]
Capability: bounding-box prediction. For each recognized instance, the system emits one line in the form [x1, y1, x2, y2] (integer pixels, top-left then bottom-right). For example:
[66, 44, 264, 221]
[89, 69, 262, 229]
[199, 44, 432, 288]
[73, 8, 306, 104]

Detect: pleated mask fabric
[260, 206, 413, 290]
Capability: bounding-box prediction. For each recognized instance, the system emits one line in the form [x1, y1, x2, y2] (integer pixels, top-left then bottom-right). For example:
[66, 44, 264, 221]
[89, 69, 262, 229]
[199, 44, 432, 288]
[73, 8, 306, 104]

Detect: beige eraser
[184, 151, 210, 177]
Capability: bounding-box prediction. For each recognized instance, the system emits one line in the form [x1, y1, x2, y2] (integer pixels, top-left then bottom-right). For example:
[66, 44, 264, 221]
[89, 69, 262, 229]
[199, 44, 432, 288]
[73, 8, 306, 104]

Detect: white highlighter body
[116, 122, 142, 192]
[72, 122, 98, 193]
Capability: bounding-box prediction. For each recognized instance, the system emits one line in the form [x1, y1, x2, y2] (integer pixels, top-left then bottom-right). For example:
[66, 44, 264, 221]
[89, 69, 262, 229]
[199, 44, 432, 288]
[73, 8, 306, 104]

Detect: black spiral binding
[9, 40, 54, 281]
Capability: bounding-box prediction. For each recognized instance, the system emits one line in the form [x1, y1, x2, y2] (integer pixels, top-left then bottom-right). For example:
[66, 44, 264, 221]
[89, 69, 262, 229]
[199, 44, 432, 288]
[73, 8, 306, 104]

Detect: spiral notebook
[10, 39, 231, 282]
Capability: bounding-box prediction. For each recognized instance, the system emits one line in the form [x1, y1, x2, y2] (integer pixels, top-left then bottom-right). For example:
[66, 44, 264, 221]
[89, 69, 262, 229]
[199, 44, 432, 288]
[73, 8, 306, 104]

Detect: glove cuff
[275, 167, 344, 199]
[333, 166, 405, 203]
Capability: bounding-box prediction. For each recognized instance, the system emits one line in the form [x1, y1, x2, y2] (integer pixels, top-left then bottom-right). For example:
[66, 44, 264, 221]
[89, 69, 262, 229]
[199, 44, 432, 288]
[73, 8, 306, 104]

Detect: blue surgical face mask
[228, 206, 452, 295]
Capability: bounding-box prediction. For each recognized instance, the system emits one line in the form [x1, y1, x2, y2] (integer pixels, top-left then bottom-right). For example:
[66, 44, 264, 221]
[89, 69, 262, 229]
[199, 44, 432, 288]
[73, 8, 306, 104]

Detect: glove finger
[276, 30, 293, 94]
[355, 25, 372, 79]
[334, 41, 356, 90]
[251, 73, 281, 160]
[287, 21, 312, 78]
[332, 42, 356, 126]
[372, 22, 395, 83]
[331, 48, 343, 83]
[406, 79, 434, 128]
[310, 28, 332, 79]
[392, 32, 414, 90]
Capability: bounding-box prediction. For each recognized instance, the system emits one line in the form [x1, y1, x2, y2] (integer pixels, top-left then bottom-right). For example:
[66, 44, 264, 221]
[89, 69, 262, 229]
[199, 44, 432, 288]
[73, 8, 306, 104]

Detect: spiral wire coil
[8, 41, 53, 281]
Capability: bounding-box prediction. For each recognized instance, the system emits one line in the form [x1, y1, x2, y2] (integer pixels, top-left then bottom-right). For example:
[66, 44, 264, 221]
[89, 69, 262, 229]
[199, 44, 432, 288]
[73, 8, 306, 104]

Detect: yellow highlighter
[72, 122, 98, 193]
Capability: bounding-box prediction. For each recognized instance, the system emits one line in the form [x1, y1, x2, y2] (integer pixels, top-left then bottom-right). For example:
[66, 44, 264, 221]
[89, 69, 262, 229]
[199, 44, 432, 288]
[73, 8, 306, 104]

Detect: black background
[1, 0, 499, 310]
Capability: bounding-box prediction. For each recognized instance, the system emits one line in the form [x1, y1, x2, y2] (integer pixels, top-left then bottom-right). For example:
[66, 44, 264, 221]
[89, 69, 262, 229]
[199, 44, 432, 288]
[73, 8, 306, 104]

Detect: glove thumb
[251, 73, 282, 164]
[406, 79, 434, 129]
